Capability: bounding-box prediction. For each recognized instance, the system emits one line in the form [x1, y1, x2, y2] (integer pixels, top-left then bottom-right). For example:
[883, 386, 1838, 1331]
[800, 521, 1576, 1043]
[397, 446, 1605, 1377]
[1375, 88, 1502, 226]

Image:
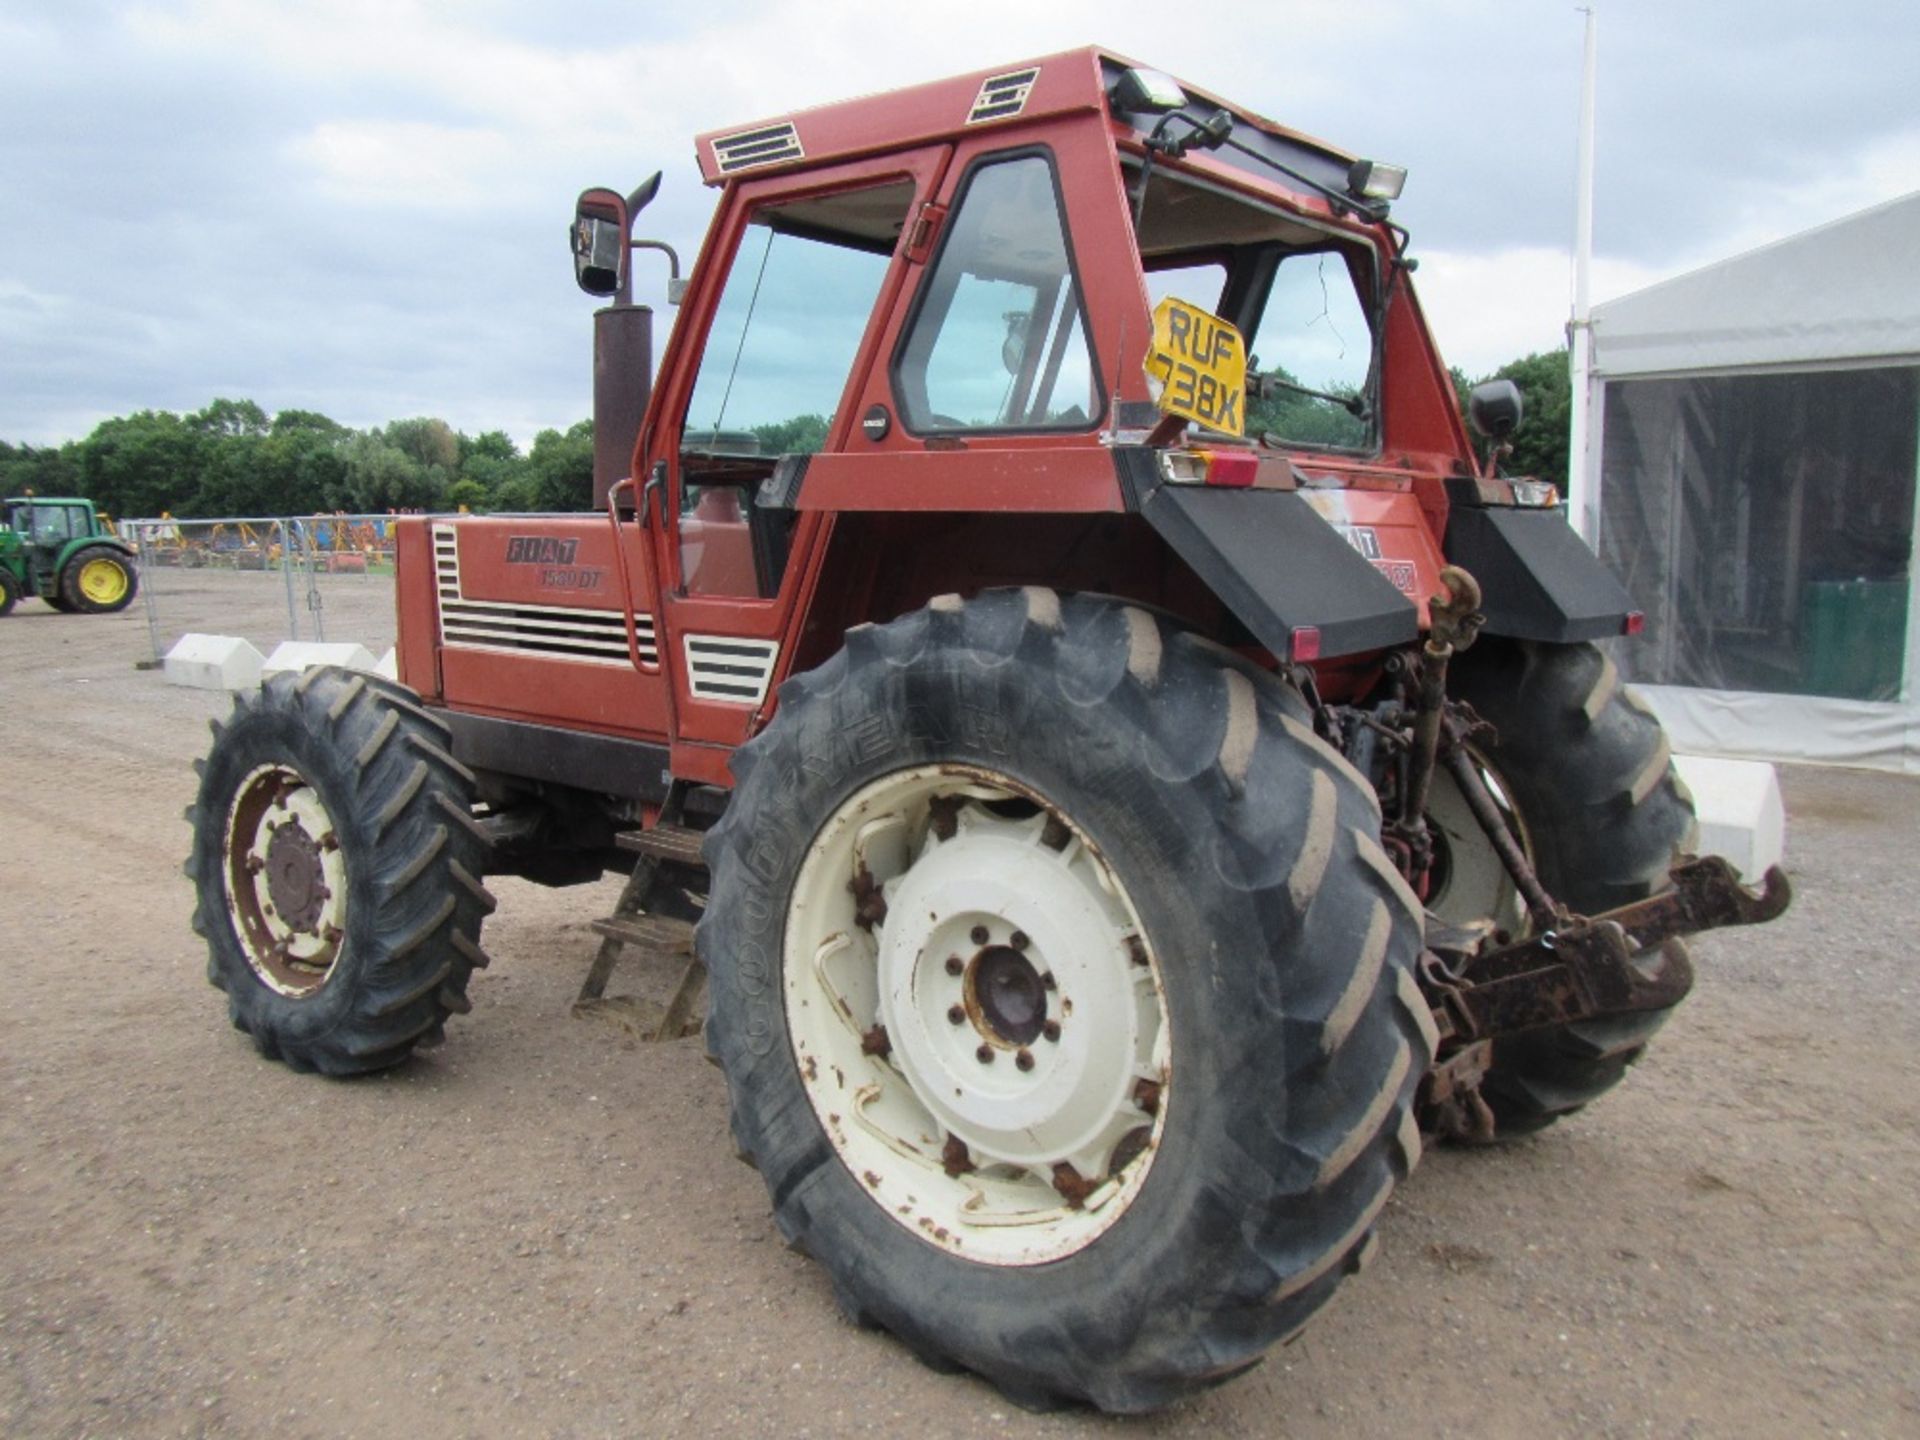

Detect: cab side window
[894, 154, 1101, 433]
[676, 178, 915, 597]
[683, 179, 916, 460]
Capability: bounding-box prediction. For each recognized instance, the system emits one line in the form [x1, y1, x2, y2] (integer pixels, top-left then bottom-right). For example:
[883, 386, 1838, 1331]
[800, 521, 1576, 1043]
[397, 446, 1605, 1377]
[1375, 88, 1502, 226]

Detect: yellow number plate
[1144, 297, 1246, 435]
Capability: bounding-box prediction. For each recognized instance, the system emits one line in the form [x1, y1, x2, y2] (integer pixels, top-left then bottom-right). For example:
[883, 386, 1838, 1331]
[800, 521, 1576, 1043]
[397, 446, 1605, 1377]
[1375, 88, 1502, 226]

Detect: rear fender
[1442, 501, 1634, 643]
[1116, 449, 1421, 662]
[57, 535, 136, 573]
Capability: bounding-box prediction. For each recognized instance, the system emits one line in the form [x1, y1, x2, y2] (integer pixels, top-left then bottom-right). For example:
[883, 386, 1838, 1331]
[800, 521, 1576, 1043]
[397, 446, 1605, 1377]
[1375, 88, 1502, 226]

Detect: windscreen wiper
[1247, 368, 1370, 418]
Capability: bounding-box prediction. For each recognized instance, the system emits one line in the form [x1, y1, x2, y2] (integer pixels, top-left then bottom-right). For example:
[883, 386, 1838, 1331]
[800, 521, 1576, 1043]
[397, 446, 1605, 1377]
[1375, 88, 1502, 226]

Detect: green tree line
[1, 351, 1573, 522]
[0, 399, 597, 519]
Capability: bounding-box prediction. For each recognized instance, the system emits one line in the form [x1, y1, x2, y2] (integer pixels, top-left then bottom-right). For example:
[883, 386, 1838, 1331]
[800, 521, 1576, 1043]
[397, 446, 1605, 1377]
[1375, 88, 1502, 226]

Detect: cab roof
[691, 46, 1355, 188]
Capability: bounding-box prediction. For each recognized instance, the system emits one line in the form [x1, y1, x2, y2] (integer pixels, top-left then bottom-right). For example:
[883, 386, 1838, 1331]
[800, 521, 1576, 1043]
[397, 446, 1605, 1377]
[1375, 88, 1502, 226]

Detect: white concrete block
[261, 640, 377, 681]
[163, 633, 265, 692]
[374, 648, 398, 681]
[1672, 753, 1786, 879]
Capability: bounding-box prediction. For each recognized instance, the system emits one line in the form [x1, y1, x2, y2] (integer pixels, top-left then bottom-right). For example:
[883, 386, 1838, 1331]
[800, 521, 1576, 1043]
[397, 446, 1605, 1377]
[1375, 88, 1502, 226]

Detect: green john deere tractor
[0, 496, 140, 617]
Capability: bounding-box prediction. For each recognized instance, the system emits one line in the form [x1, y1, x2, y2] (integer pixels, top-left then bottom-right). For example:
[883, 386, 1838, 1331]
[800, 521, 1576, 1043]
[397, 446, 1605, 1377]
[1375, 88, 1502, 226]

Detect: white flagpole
[1568, 6, 1599, 542]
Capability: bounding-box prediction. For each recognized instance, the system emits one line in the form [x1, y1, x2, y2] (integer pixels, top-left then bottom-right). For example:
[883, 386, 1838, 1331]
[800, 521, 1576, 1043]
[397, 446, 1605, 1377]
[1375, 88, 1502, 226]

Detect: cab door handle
[640, 461, 667, 530]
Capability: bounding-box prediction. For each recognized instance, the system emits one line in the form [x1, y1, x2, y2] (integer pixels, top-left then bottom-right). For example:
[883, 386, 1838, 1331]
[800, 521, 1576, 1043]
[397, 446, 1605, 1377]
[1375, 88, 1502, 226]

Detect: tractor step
[615, 823, 708, 869]
[574, 785, 708, 1042]
[589, 912, 696, 953]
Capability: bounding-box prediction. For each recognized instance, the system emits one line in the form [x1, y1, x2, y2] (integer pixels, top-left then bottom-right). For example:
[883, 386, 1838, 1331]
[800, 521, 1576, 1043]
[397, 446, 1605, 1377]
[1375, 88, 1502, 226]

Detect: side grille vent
[683, 635, 779, 705]
[968, 68, 1039, 124]
[432, 524, 654, 666]
[711, 122, 804, 174]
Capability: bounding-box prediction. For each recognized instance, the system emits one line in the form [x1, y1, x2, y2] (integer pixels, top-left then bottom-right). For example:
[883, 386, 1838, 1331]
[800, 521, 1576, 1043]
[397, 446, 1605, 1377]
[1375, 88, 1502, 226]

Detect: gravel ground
[2, 573, 1916, 1438]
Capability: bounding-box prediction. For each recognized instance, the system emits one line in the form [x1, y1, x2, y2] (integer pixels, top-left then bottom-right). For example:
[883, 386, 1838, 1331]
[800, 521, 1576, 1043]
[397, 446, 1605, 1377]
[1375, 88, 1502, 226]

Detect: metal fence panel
[122, 514, 423, 664]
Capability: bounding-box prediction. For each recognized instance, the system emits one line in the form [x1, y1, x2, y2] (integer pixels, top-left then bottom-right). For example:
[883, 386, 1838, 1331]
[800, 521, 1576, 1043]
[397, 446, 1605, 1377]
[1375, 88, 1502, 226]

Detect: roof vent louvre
[711, 122, 804, 174]
[968, 68, 1039, 124]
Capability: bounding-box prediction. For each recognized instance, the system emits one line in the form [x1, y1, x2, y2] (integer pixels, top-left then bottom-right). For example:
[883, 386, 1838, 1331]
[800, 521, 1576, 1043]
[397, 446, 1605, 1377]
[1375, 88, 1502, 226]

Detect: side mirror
[572, 187, 630, 297]
[1467, 379, 1525, 442]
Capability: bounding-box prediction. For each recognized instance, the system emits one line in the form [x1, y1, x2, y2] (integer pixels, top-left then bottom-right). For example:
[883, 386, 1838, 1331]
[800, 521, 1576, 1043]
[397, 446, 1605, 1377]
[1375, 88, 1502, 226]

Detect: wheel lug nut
[1015, 1049, 1035, 1072]
[944, 955, 964, 977]
[947, 1005, 965, 1026]
[1010, 930, 1029, 951]
[970, 924, 989, 945]
[1042, 1020, 1061, 1043]
[1041, 972, 1057, 991]
[975, 1044, 994, 1065]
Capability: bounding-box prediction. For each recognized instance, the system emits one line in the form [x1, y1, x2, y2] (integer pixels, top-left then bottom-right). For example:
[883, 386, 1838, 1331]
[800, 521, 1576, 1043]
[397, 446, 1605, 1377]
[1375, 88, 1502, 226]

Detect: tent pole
[1568, 6, 1600, 544]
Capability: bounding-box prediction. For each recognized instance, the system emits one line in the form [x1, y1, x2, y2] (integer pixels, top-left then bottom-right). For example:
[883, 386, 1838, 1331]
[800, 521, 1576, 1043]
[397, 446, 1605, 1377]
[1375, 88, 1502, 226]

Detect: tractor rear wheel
[1439, 639, 1697, 1138]
[700, 590, 1432, 1411]
[186, 667, 493, 1074]
[61, 545, 138, 613]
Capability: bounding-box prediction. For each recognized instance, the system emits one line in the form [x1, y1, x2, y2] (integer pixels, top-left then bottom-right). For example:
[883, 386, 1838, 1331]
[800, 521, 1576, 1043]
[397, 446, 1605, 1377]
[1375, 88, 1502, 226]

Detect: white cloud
[289, 121, 517, 205]
[5, 0, 1919, 446]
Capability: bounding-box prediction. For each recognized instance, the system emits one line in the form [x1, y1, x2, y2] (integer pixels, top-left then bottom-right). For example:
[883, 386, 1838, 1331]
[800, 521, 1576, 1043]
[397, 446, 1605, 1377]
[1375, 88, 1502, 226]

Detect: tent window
[1599, 365, 1918, 701]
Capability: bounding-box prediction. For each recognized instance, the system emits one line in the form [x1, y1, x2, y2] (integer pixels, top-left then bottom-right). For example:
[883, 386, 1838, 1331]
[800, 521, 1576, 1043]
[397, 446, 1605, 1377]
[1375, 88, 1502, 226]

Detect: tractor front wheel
[61, 545, 138, 613]
[186, 667, 493, 1074]
[0, 567, 18, 617]
[701, 590, 1432, 1411]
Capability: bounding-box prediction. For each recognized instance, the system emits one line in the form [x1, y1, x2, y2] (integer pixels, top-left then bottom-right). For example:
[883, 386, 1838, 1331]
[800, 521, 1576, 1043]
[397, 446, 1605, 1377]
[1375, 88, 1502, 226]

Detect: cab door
[631, 148, 950, 768]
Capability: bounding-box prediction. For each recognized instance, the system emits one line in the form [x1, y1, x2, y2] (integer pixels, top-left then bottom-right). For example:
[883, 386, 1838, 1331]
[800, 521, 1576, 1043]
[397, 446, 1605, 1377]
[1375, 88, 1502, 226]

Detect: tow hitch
[1420, 855, 1792, 1139]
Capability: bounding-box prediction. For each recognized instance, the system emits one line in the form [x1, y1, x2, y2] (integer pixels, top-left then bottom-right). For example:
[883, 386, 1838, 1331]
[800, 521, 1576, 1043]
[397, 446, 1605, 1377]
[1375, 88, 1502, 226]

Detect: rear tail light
[1201, 450, 1258, 488]
[1289, 626, 1321, 662]
[1159, 449, 1259, 488]
[1622, 611, 1646, 636]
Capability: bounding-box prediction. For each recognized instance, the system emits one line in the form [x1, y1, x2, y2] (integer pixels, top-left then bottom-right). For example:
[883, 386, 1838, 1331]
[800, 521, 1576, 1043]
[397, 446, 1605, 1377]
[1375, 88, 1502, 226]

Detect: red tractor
[186, 50, 1789, 1411]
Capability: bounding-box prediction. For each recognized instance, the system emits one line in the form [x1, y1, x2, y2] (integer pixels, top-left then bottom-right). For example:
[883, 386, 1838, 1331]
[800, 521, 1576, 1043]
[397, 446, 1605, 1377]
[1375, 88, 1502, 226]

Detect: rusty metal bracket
[1601, 853, 1792, 952]
[1446, 922, 1694, 1042]
[1435, 854, 1790, 1044]
[1392, 566, 1485, 882]
[1418, 1038, 1495, 1143]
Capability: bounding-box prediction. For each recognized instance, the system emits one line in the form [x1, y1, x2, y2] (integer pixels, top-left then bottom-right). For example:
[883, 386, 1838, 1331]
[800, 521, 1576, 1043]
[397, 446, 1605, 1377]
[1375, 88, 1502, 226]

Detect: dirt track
[3, 574, 1917, 1438]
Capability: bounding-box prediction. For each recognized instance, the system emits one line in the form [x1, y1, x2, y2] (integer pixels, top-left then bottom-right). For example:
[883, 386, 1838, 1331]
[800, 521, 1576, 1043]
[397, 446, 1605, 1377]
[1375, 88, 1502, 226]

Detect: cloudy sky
[3, 0, 1916, 449]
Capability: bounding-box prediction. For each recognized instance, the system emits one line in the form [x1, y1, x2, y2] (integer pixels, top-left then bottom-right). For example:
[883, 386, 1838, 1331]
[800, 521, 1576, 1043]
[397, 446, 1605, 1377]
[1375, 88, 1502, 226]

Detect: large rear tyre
[61, 545, 138, 613]
[701, 590, 1432, 1411]
[1440, 639, 1697, 1138]
[186, 667, 494, 1074]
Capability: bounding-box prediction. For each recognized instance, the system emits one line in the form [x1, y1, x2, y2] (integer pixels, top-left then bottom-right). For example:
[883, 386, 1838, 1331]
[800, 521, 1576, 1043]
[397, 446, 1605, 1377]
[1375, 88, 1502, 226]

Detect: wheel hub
[265, 820, 326, 932]
[783, 765, 1170, 1267]
[969, 945, 1046, 1047]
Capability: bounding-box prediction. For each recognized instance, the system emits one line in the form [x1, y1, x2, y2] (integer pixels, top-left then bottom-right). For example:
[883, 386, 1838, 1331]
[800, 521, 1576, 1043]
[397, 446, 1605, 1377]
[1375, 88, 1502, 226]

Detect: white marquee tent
[1575, 191, 1920, 772]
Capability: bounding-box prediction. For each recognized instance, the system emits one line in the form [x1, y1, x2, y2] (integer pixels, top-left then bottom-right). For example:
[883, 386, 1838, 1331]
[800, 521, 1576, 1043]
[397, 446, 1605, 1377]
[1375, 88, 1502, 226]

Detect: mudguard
[1443, 505, 1633, 644]
[1135, 482, 1419, 661]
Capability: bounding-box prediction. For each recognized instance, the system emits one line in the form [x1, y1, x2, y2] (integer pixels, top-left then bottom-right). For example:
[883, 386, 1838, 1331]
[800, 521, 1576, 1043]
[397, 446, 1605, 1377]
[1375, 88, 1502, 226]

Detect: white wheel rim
[1426, 756, 1528, 938]
[783, 765, 1171, 1266]
[224, 763, 349, 997]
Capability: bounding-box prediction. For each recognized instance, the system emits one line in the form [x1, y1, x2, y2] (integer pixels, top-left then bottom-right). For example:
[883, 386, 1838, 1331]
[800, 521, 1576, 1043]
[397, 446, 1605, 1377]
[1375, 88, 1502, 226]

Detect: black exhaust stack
[592, 301, 652, 509]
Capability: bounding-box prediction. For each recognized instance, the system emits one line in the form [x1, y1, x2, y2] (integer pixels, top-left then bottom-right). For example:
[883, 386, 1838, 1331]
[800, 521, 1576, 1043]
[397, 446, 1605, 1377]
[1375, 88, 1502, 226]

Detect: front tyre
[186, 668, 494, 1074]
[701, 590, 1432, 1411]
[0, 567, 18, 616]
